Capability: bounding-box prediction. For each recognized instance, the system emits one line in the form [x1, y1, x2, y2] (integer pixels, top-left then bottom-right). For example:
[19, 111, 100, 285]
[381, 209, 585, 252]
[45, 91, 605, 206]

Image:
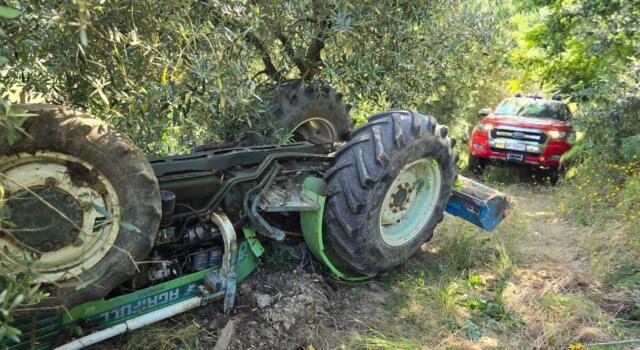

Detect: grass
[356, 208, 525, 349]
[118, 315, 213, 350]
[358, 328, 424, 350]
[344, 169, 640, 349]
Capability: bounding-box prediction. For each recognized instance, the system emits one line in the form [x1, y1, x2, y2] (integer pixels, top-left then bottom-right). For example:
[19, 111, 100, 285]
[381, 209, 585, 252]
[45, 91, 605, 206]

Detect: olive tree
[1, 0, 510, 154]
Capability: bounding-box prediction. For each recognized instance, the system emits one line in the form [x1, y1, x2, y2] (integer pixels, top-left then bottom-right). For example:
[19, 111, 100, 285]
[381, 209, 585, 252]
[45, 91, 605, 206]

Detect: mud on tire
[0, 104, 161, 310]
[322, 109, 457, 276]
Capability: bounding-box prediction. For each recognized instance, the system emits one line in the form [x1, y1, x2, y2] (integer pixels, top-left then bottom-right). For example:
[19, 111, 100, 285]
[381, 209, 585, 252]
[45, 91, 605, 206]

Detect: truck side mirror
[478, 108, 491, 116]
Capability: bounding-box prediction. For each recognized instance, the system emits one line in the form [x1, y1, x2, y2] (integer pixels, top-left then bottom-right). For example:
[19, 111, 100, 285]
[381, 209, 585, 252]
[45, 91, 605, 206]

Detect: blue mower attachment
[445, 175, 511, 231]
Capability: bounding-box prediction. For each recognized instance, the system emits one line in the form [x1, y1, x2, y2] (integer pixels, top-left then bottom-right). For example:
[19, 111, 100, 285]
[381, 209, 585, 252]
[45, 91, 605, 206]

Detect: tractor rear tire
[0, 104, 161, 311]
[270, 80, 353, 144]
[322, 109, 457, 276]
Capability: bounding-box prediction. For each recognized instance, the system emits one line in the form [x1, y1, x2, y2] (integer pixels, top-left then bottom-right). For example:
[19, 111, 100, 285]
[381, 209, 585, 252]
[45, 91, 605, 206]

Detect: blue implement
[445, 176, 511, 231]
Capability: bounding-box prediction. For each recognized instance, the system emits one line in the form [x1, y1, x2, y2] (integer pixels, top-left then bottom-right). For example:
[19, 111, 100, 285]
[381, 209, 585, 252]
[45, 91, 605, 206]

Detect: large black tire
[322, 109, 457, 275]
[270, 80, 353, 144]
[0, 104, 161, 310]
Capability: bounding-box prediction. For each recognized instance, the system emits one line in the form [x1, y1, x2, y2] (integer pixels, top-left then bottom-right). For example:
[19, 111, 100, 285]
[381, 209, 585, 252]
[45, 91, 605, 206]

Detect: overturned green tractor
[1, 83, 510, 349]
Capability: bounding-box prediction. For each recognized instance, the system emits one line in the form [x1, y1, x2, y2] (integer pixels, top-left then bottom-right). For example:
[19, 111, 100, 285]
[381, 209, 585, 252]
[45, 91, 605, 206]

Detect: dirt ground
[100, 183, 638, 350]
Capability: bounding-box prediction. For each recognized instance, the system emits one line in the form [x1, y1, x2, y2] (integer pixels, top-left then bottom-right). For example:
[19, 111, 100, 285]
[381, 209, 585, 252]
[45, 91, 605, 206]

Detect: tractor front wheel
[322, 110, 457, 275]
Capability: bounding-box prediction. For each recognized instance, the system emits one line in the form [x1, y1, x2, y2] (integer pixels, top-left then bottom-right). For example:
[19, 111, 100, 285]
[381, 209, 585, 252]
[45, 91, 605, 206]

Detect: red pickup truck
[468, 94, 572, 178]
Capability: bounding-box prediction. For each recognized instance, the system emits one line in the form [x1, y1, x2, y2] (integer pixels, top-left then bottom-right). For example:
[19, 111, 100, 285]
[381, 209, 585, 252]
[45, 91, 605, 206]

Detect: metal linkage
[166, 152, 332, 220]
[243, 164, 286, 241]
[203, 212, 238, 313]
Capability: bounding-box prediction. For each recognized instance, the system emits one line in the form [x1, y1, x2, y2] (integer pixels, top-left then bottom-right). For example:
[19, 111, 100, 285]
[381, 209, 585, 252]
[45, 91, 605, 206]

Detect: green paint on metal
[300, 177, 369, 281]
[242, 227, 264, 257]
[9, 314, 62, 350]
[10, 239, 262, 350]
[6, 185, 83, 252]
[62, 240, 259, 326]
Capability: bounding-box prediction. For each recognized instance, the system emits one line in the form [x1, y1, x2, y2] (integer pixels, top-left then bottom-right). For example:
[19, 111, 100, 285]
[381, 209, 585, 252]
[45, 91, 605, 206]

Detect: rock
[367, 282, 384, 293]
[254, 292, 273, 308]
[213, 320, 235, 350]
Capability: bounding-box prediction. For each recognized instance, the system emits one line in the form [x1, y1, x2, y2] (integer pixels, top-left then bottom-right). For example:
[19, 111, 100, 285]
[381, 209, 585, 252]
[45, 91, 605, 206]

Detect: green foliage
[0, 8, 46, 346]
[512, 0, 640, 162]
[1, 1, 511, 155]
[621, 134, 640, 163]
[514, 1, 640, 302]
[0, 5, 23, 140]
[0, 249, 47, 347]
[514, 0, 640, 97]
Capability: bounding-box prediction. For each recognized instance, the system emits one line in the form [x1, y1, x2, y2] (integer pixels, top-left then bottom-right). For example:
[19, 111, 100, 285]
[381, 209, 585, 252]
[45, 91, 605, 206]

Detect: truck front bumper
[470, 131, 570, 168]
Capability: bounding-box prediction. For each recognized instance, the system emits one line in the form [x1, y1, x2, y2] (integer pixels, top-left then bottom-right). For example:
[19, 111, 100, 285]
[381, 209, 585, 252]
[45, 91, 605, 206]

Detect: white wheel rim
[291, 117, 338, 144]
[379, 158, 442, 246]
[0, 151, 121, 282]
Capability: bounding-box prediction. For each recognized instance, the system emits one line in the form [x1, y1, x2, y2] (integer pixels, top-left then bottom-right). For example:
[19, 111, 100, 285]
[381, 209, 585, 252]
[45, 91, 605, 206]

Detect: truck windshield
[494, 98, 569, 120]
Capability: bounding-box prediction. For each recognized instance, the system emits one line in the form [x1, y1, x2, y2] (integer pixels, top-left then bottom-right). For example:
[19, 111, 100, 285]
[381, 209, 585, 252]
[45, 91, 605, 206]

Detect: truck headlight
[475, 123, 493, 132]
[547, 130, 567, 139]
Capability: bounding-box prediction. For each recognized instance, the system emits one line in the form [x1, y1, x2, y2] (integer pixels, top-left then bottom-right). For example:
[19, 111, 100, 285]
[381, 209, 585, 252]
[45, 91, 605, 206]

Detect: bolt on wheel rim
[291, 117, 337, 144]
[0, 151, 121, 282]
[379, 158, 441, 246]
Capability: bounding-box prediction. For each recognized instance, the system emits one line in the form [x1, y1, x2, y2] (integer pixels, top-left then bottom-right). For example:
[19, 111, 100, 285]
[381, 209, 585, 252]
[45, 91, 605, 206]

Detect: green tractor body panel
[9, 234, 263, 350]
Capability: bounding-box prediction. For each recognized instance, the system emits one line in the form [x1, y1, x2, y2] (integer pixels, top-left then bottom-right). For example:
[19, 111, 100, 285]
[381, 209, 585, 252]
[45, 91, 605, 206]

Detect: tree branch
[277, 33, 306, 75]
[245, 31, 282, 82]
[302, 0, 332, 80]
[209, 6, 282, 82]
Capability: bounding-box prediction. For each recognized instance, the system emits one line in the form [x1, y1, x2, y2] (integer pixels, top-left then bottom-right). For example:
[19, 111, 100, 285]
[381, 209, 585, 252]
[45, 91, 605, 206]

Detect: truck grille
[490, 127, 547, 144]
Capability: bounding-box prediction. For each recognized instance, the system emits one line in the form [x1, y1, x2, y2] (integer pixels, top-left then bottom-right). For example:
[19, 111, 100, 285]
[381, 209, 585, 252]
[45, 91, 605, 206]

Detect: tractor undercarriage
[2, 98, 510, 350]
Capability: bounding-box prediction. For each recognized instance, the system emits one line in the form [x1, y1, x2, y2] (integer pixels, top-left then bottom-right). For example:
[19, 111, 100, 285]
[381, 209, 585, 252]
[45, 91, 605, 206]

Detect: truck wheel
[271, 81, 353, 144]
[0, 104, 161, 310]
[546, 168, 561, 185]
[468, 154, 487, 175]
[322, 110, 457, 275]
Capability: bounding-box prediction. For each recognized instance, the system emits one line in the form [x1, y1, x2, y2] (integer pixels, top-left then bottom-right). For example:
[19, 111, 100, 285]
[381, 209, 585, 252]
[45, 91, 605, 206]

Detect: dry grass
[346, 183, 640, 350]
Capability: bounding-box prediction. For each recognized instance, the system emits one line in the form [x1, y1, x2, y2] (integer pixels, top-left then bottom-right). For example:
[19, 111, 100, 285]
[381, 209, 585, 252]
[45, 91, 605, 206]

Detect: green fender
[300, 177, 369, 281]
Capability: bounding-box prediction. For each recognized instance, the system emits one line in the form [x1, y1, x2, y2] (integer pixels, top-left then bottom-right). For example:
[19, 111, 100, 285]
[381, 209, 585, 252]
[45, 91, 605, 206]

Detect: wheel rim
[291, 117, 338, 144]
[379, 158, 442, 246]
[0, 151, 121, 282]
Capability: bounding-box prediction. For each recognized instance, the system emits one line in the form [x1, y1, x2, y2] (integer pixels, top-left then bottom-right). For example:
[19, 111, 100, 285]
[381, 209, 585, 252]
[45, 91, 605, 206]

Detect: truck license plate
[505, 142, 526, 151]
[507, 153, 524, 161]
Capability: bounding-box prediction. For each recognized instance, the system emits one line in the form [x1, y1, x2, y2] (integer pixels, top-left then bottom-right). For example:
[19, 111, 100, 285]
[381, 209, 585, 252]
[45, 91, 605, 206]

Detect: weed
[431, 279, 465, 325]
[464, 318, 483, 341]
[483, 165, 532, 186]
[260, 242, 303, 271]
[273, 128, 295, 145]
[489, 243, 516, 276]
[437, 231, 478, 274]
[536, 292, 606, 347]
